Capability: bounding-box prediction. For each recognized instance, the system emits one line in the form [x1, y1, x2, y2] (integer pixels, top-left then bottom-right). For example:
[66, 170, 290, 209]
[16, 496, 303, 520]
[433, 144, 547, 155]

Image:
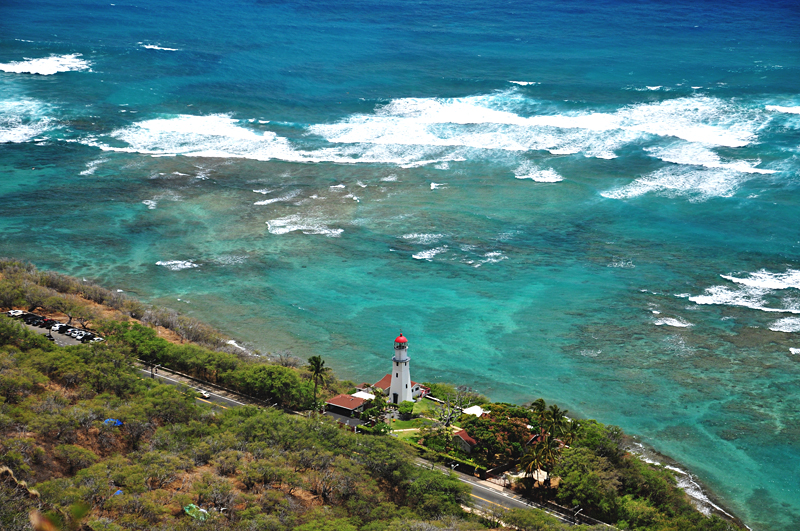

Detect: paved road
[135, 367, 247, 409]
[13, 314, 582, 524]
[415, 459, 577, 526]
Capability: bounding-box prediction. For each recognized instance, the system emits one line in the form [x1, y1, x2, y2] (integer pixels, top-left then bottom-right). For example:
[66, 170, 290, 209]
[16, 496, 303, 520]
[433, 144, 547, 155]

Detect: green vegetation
[0, 259, 743, 531]
[0, 316, 484, 530]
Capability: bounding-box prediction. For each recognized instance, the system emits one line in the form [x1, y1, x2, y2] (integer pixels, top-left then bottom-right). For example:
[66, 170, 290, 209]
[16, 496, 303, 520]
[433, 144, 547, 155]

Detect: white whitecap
[514, 161, 563, 182]
[608, 258, 635, 268]
[140, 44, 179, 51]
[266, 215, 343, 237]
[769, 317, 800, 333]
[654, 317, 694, 328]
[690, 269, 800, 314]
[402, 233, 445, 245]
[0, 54, 91, 75]
[254, 189, 301, 205]
[80, 158, 108, 176]
[790, 348, 800, 355]
[430, 182, 446, 190]
[509, 81, 539, 86]
[156, 260, 198, 271]
[646, 143, 775, 175]
[0, 99, 56, 143]
[412, 246, 448, 261]
[766, 105, 800, 115]
[601, 166, 748, 202]
[142, 199, 157, 210]
[474, 251, 508, 268]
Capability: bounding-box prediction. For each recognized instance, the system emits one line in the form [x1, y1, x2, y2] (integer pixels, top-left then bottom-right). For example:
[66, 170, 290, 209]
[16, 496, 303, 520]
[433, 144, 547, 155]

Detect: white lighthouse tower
[389, 333, 412, 404]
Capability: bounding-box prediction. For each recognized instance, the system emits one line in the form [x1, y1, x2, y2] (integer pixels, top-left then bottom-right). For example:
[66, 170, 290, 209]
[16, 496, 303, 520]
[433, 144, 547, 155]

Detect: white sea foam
[473, 251, 508, 267]
[142, 200, 158, 210]
[89, 92, 768, 171]
[0, 54, 91, 75]
[608, 257, 635, 268]
[156, 260, 199, 271]
[80, 158, 108, 176]
[381, 175, 398, 182]
[214, 255, 247, 266]
[654, 317, 694, 328]
[509, 81, 539, 86]
[402, 233, 445, 244]
[580, 349, 601, 358]
[790, 348, 800, 355]
[601, 166, 748, 202]
[690, 269, 800, 314]
[253, 188, 274, 194]
[646, 143, 775, 174]
[0, 99, 56, 143]
[412, 246, 448, 261]
[766, 105, 800, 115]
[254, 189, 301, 205]
[140, 43, 179, 51]
[430, 182, 446, 190]
[769, 317, 800, 333]
[266, 215, 343, 237]
[227, 339, 248, 352]
[514, 161, 563, 182]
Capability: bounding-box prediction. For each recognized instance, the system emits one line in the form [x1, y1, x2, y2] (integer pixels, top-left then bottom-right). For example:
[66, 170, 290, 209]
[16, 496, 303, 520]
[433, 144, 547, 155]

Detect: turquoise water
[2, 1, 800, 528]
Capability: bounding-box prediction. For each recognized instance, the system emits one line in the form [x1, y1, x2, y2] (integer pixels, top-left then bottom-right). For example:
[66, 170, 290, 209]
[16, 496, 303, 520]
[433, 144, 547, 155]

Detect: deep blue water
[2, 1, 800, 528]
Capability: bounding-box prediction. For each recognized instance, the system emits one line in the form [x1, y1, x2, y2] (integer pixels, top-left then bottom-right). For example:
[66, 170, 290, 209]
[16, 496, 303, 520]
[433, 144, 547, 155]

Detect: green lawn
[413, 398, 437, 417]
[390, 419, 420, 430]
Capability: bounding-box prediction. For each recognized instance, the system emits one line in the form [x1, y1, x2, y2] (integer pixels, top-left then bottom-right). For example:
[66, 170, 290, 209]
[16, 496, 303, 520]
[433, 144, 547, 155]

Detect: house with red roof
[325, 393, 367, 417]
[452, 429, 478, 454]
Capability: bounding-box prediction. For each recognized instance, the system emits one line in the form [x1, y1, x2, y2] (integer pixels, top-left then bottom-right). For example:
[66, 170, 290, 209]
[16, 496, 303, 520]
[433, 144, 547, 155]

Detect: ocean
[1, 0, 799, 528]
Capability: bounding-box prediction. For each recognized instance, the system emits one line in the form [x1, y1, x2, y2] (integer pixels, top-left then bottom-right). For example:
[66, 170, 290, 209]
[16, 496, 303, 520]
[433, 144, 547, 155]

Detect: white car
[90, 337, 105, 343]
[198, 390, 211, 399]
[7, 310, 24, 317]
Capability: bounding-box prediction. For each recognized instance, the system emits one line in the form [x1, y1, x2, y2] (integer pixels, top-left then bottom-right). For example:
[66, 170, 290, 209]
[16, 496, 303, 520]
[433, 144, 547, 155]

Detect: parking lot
[5, 310, 104, 347]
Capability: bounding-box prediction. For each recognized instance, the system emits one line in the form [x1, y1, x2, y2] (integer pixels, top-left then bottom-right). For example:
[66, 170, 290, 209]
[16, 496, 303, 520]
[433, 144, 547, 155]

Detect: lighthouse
[389, 333, 412, 404]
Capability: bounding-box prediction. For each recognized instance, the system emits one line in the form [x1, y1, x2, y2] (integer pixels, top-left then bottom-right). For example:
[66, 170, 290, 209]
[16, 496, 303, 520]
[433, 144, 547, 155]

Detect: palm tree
[562, 420, 581, 446]
[544, 404, 568, 438]
[529, 398, 547, 422]
[530, 434, 562, 473]
[306, 355, 331, 406]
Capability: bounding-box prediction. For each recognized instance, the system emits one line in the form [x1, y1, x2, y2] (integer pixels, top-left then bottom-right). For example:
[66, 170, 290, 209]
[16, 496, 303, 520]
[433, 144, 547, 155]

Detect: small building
[453, 429, 478, 454]
[462, 405, 485, 417]
[325, 394, 367, 417]
[351, 390, 376, 401]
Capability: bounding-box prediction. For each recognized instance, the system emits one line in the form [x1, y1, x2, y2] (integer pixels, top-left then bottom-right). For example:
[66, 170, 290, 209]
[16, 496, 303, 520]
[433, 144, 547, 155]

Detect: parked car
[7, 310, 24, 317]
[51, 323, 66, 332]
[39, 319, 56, 328]
[89, 337, 105, 343]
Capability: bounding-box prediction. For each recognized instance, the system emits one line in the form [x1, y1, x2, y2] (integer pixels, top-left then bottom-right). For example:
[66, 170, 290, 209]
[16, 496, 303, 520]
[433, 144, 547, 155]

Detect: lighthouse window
[396, 373, 398, 377]
[405, 384, 408, 388]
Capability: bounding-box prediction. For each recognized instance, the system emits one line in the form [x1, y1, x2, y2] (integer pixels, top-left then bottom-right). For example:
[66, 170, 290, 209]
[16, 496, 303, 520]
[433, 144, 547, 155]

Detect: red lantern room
[394, 333, 408, 350]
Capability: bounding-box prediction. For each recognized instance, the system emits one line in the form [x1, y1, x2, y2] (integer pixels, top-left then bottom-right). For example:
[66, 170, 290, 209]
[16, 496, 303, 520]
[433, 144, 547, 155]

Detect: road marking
[470, 493, 511, 509]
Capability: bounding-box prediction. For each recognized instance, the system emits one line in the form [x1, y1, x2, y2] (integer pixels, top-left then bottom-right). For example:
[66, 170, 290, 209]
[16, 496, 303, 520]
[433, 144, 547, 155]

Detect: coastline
[0, 258, 749, 529]
[624, 437, 749, 530]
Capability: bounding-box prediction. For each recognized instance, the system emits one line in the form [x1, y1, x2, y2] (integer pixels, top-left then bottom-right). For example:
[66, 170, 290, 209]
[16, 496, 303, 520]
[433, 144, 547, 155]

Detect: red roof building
[325, 394, 367, 417]
[453, 429, 478, 454]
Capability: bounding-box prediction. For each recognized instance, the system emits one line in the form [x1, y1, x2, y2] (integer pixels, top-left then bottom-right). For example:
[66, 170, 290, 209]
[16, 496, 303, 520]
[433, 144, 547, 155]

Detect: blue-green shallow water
[2, 0, 800, 527]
